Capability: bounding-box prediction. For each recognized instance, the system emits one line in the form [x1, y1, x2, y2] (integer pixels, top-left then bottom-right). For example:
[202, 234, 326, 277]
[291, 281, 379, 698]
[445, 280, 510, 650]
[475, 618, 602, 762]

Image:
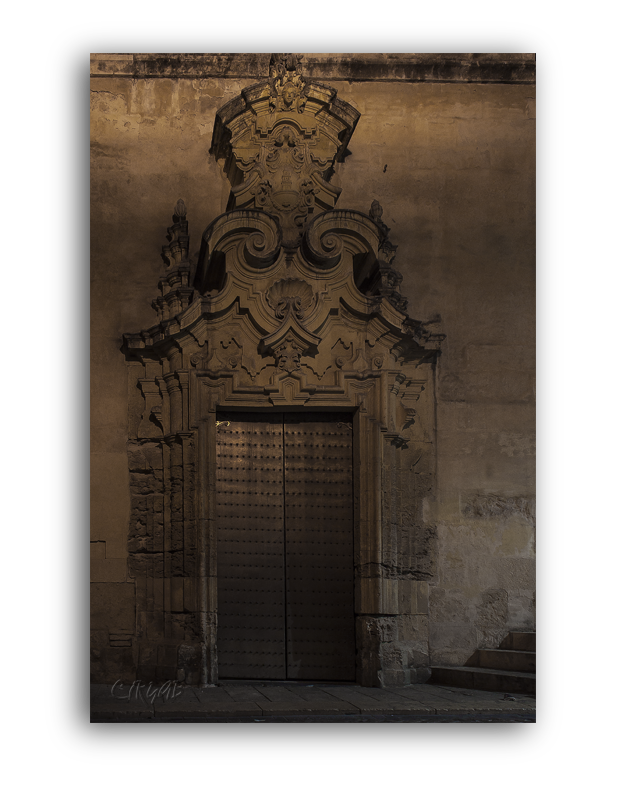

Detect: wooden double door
[215, 412, 356, 681]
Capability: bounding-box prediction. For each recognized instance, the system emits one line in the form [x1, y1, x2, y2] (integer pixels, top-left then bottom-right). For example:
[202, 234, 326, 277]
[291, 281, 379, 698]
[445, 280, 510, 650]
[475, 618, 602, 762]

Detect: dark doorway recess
[216, 412, 356, 681]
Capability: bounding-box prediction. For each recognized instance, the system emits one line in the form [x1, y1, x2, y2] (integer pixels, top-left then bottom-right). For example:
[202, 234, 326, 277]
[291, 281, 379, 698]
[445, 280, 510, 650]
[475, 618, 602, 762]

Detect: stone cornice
[91, 53, 536, 84]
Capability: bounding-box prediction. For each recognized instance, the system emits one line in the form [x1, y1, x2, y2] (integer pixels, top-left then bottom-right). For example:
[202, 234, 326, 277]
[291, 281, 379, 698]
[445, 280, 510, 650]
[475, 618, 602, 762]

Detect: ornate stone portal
[122, 54, 445, 687]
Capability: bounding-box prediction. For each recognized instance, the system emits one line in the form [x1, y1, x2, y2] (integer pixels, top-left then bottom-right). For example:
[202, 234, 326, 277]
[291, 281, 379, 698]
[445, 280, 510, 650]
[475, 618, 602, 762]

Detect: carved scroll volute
[242, 222, 283, 269]
[195, 210, 282, 294]
[302, 214, 343, 269]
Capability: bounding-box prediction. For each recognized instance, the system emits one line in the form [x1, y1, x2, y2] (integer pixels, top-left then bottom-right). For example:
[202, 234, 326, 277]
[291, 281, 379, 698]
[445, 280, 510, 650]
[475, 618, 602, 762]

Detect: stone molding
[91, 53, 536, 84]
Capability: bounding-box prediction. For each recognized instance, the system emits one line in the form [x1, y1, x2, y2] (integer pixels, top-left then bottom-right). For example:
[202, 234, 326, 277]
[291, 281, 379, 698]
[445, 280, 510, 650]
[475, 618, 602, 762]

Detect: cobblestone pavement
[94, 713, 534, 723]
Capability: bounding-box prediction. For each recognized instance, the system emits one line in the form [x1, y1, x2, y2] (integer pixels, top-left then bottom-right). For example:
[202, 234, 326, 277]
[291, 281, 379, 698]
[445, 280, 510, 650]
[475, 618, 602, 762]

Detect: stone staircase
[429, 631, 536, 695]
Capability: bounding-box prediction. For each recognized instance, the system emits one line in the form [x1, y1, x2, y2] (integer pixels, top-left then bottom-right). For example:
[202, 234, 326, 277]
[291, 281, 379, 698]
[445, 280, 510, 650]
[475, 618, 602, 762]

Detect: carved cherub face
[282, 83, 297, 106]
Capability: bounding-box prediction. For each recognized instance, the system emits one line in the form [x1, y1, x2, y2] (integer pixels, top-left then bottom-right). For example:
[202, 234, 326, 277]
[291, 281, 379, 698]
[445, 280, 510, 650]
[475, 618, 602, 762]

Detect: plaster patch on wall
[90, 90, 128, 115]
[498, 432, 535, 457]
[461, 493, 535, 523]
[476, 588, 508, 629]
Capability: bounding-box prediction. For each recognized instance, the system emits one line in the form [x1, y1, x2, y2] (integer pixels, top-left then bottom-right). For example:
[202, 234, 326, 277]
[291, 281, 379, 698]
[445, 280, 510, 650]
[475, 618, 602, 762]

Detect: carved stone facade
[121, 58, 444, 686]
[91, 53, 536, 688]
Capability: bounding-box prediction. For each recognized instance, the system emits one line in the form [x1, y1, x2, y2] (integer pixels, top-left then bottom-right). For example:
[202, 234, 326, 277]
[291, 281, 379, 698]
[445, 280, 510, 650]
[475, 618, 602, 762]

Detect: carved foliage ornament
[270, 52, 304, 79]
[249, 127, 318, 247]
[275, 337, 304, 373]
[261, 278, 319, 375]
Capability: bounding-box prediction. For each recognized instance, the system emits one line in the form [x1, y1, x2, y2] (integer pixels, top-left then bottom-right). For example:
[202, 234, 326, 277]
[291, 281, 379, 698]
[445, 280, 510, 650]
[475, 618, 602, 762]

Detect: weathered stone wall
[330, 79, 536, 665]
[91, 54, 535, 681]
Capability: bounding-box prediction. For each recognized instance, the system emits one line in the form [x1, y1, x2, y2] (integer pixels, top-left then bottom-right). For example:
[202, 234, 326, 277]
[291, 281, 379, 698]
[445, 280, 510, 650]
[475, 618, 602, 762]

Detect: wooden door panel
[216, 415, 286, 679]
[284, 414, 356, 681]
[216, 413, 355, 681]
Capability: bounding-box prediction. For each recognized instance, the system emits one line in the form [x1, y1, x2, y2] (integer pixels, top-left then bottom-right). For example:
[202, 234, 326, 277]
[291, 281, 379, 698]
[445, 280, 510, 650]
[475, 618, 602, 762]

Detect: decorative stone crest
[269, 53, 306, 114]
[260, 276, 321, 375]
[266, 278, 314, 320]
[247, 127, 319, 247]
[210, 54, 360, 249]
[274, 336, 304, 373]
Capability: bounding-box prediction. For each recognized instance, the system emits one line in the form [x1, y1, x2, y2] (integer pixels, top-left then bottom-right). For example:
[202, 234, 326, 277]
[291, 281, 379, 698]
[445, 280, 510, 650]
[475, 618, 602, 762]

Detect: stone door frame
[192, 366, 425, 686]
[124, 208, 441, 688]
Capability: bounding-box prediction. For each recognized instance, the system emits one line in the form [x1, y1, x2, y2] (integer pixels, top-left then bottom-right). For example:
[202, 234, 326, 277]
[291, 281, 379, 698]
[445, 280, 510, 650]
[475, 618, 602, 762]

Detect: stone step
[429, 665, 536, 695]
[499, 631, 536, 652]
[474, 648, 536, 673]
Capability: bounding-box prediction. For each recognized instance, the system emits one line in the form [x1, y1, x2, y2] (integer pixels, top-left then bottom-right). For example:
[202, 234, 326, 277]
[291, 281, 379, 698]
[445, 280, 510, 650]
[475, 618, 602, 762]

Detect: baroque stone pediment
[124, 206, 443, 403]
[120, 56, 446, 494]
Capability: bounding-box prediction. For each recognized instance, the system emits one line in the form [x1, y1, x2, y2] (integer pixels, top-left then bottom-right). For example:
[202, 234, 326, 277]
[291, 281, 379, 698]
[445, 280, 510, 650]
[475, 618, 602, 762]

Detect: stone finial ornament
[269, 53, 306, 114]
[173, 198, 187, 221]
[152, 198, 193, 321]
[269, 53, 303, 77]
[369, 200, 384, 222]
